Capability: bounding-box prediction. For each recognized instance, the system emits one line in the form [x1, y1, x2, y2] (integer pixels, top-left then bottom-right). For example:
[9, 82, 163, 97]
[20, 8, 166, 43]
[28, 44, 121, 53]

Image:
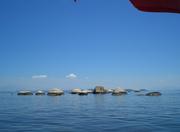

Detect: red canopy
[130, 0, 180, 13]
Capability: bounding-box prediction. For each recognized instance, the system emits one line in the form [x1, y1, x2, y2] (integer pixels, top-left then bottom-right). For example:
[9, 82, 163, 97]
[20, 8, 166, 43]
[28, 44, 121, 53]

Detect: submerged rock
[35, 90, 45, 95]
[93, 86, 106, 94]
[134, 90, 142, 92]
[125, 89, 147, 93]
[125, 89, 133, 92]
[140, 89, 147, 92]
[134, 89, 147, 92]
[136, 93, 145, 96]
[71, 88, 82, 94]
[146, 92, 162, 96]
[17, 90, 33, 95]
[112, 88, 127, 96]
[47, 88, 64, 96]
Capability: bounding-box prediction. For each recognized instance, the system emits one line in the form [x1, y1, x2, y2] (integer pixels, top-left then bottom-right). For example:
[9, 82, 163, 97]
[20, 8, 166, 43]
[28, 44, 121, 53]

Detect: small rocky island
[17, 90, 33, 95]
[47, 88, 64, 96]
[35, 90, 45, 95]
[112, 88, 127, 96]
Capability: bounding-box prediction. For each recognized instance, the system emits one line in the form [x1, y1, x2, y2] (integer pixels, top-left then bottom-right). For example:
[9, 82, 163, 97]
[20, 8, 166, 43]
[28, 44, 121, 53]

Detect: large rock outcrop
[93, 86, 107, 94]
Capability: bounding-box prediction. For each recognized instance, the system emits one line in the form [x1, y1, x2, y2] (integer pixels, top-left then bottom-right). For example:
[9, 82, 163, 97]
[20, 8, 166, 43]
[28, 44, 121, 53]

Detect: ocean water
[0, 89, 180, 132]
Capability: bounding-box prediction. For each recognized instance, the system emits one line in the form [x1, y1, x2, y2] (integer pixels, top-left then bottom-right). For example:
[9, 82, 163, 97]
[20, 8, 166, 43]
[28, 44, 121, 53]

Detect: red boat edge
[129, 0, 180, 13]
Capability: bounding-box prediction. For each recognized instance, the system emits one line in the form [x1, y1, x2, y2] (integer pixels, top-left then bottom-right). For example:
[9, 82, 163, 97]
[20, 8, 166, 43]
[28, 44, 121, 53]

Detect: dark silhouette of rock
[136, 93, 145, 96]
[146, 92, 162, 96]
[133, 89, 148, 92]
[134, 90, 141, 92]
[125, 89, 147, 93]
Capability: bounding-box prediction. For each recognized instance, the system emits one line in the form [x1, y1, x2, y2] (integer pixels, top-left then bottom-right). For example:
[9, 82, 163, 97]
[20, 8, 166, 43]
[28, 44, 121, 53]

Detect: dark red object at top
[130, 0, 180, 13]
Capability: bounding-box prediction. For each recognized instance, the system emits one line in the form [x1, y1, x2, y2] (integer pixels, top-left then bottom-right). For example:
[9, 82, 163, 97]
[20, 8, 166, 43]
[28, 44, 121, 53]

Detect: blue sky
[0, 0, 180, 90]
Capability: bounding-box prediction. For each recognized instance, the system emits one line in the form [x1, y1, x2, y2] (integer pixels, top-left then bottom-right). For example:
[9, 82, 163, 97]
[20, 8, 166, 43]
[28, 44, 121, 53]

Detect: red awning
[130, 0, 180, 13]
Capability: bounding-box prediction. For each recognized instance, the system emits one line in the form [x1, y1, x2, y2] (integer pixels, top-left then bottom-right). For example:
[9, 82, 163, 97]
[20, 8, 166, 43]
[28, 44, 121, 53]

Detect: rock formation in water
[71, 88, 82, 94]
[47, 88, 64, 96]
[35, 90, 45, 95]
[17, 90, 33, 95]
[146, 92, 162, 96]
[93, 86, 107, 94]
[78, 90, 89, 95]
[112, 88, 127, 96]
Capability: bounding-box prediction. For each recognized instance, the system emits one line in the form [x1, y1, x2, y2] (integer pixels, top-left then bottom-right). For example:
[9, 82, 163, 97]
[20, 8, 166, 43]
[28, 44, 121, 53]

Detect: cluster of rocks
[17, 86, 162, 96]
[71, 88, 93, 95]
[17, 88, 64, 96]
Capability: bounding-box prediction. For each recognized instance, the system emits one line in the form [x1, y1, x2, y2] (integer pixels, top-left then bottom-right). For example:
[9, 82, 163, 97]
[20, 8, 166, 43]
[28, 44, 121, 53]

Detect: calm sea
[0, 89, 180, 132]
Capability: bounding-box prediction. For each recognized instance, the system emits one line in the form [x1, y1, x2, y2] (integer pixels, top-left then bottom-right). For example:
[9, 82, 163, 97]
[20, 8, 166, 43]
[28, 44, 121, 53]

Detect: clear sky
[0, 0, 180, 90]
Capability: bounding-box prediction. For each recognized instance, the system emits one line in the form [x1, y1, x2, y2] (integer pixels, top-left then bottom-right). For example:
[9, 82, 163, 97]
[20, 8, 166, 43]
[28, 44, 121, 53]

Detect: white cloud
[32, 75, 48, 79]
[66, 73, 77, 79]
